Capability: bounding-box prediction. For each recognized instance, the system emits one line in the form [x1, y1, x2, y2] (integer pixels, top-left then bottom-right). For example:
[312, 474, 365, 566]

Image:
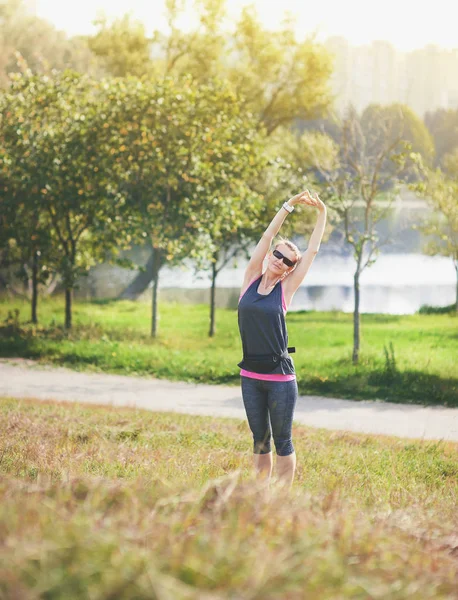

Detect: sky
[30, 0, 458, 53]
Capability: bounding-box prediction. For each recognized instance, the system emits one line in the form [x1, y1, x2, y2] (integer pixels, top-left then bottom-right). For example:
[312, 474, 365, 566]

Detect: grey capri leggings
[241, 376, 298, 457]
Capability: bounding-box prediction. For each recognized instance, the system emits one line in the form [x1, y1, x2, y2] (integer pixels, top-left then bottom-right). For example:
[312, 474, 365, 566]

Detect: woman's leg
[266, 379, 298, 492]
[276, 451, 296, 491]
[241, 377, 273, 483]
[253, 451, 273, 482]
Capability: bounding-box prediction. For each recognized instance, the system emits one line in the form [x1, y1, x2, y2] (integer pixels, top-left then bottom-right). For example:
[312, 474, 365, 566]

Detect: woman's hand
[288, 190, 326, 212]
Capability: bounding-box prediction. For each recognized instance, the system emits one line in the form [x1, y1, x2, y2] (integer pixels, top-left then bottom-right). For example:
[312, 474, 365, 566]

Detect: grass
[0, 295, 457, 406]
[0, 396, 457, 599]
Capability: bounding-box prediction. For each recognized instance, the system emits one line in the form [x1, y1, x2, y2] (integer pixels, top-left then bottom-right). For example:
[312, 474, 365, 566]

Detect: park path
[1, 358, 457, 442]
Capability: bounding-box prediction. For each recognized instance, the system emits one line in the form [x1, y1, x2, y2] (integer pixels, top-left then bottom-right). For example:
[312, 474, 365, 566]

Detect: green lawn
[1, 295, 457, 406]
[1, 397, 457, 599]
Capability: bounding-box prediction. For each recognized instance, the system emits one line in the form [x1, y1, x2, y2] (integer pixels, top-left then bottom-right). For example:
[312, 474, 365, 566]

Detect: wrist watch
[282, 201, 294, 213]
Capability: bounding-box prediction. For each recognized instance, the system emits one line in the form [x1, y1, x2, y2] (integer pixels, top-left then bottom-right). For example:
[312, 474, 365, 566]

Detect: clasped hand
[289, 189, 326, 211]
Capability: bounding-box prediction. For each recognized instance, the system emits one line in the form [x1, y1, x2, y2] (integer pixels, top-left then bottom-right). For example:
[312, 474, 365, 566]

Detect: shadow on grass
[418, 303, 457, 315]
[0, 333, 42, 360]
[286, 312, 403, 325]
[0, 322, 156, 344]
[85, 298, 121, 306]
[297, 369, 458, 407]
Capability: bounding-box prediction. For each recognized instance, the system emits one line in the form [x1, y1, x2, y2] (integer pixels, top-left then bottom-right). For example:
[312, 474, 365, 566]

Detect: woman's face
[268, 243, 297, 275]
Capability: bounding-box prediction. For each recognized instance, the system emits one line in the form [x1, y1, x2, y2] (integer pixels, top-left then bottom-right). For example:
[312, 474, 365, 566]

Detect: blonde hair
[274, 236, 302, 260]
[272, 236, 302, 279]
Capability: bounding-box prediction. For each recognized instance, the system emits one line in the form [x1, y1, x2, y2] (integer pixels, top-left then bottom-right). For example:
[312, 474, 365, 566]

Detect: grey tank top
[238, 275, 295, 376]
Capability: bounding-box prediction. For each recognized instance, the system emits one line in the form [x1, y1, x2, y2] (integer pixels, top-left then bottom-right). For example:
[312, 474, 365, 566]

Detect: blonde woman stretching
[237, 189, 327, 494]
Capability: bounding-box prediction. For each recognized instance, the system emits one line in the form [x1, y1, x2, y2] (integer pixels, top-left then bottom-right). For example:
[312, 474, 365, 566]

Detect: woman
[237, 189, 327, 495]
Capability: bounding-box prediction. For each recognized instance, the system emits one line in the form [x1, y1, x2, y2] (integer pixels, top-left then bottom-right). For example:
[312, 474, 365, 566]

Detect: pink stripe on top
[238, 275, 260, 303]
[238, 276, 295, 381]
[280, 280, 287, 314]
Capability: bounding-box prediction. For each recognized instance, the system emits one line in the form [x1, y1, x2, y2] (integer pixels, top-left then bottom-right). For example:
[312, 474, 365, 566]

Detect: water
[75, 247, 456, 314]
[157, 252, 456, 314]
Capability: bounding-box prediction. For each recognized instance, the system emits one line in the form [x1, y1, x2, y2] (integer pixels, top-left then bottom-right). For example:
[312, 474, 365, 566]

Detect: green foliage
[361, 103, 435, 172]
[87, 14, 154, 77]
[442, 147, 458, 177]
[227, 6, 333, 135]
[1, 68, 268, 332]
[2, 307, 19, 323]
[152, 0, 227, 80]
[152, 0, 333, 135]
[424, 107, 458, 167]
[263, 127, 336, 240]
[0, 70, 61, 296]
[0, 70, 134, 297]
[410, 166, 458, 292]
[102, 73, 268, 334]
[96, 74, 267, 265]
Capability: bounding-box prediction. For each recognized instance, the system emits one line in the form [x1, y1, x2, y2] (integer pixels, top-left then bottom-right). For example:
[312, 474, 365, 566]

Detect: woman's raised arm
[242, 190, 312, 288]
[282, 192, 327, 305]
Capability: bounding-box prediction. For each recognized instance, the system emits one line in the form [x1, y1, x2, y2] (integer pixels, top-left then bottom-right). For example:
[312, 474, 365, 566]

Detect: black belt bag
[238, 347, 295, 374]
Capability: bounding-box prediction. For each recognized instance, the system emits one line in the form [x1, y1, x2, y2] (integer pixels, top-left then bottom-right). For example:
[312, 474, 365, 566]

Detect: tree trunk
[119, 250, 155, 300]
[151, 250, 162, 338]
[209, 260, 217, 337]
[31, 250, 39, 324]
[352, 270, 360, 365]
[0, 272, 8, 293]
[65, 287, 72, 330]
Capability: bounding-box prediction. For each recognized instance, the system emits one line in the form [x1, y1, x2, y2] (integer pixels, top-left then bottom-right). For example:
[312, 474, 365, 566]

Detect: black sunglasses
[273, 249, 296, 268]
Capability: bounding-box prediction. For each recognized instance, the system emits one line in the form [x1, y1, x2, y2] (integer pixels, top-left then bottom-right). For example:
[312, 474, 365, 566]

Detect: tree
[0, 69, 135, 329]
[360, 104, 435, 181]
[109, 74, 265, 337]
[411, 152, 458, 312]
[0, 65, 65, 321]
[295, 112, 342, 142]
[298, 104, 434, 175]
[108, 74, 212, 336]
[151, 0, 227, 80]
[198, 158, 268, 338]
[424, 108, 458, 167]
[303, 108, 418, 364]
[153, 1, 333, 133]
[0, 182, 56, 321]
[227, 7, 332, 135]
[87, 13, 154, 77]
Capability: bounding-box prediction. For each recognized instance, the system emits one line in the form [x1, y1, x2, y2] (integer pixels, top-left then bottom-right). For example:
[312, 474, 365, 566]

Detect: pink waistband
[240, 369, 296, 381]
